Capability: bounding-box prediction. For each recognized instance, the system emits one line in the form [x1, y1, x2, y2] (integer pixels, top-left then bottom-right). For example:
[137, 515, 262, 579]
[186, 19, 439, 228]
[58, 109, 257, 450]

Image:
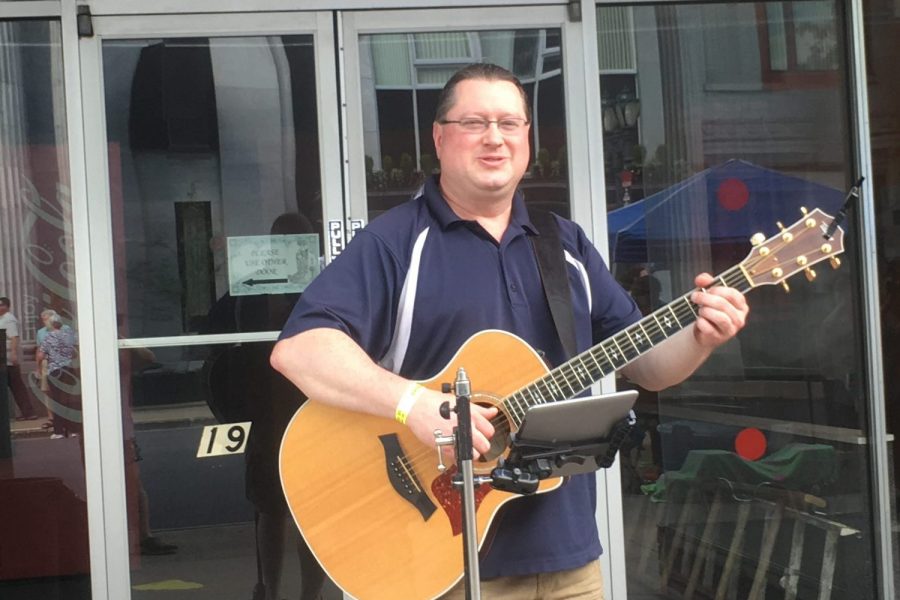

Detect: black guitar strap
[529, 209, 636, 463]
[529, 209, 578, 360]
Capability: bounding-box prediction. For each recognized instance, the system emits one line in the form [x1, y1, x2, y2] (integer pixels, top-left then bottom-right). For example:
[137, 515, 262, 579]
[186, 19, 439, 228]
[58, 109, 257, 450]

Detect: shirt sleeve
[279, 229, 405, 362]
[6, 317, 19, 338]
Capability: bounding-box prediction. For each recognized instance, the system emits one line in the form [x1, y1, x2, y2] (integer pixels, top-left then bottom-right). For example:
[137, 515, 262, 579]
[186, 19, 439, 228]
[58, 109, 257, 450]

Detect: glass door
[593, 3, 880, 599]
[338, 6, 626, 599]
[0, 14, 92, 600]
[342, 7, 593, 227]
[79, 11, 343, 600]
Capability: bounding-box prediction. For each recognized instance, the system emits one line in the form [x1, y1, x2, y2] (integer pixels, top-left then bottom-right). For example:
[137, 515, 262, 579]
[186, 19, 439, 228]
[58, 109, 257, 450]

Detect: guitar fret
[545, 371, 566, 400]
[582, 354, 602, 377]
[585, 351, 606, 377]
[599, 344, 615, 367]
[667, 305, 682, 328]
[533, 380, 552, 402]
[555, 368, 577, 398]
[508, 403, 523, 428]
[618, 331, 640, 361]
[529, 385, 547, 404]
[522, 387, 535, 405]
[509, 393, 527, 419]
[603, 342, 619, 366]
[631, 322, 653, 352]
[650, 313, 669, 344]
[516, 392, 531, 417]
[724, 269, 741, 286]
[730, 268, 752, 292]
[589, 348, 613, 375]
[547, 370, 568, 399]
[560, 366, 580, 391]
[718, 275, 729, 287]
[682, 296, 698, 318]
[573, 357, 593, 386]
[638, 321, 651, 340]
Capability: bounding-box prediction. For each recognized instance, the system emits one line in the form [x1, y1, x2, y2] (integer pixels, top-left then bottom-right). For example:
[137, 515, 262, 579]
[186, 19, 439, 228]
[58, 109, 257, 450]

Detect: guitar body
[280, 330, 563, 600]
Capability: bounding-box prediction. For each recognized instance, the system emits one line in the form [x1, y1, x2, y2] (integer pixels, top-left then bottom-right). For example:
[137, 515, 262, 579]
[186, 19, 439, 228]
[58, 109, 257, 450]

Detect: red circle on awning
[717, 178, 750, 211]
[735, 427, 767, 461]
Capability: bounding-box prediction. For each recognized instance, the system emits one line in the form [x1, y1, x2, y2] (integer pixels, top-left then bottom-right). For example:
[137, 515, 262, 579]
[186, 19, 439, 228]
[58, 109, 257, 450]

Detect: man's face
[0, 304, 8, 317]
[433, 79, 531, 200]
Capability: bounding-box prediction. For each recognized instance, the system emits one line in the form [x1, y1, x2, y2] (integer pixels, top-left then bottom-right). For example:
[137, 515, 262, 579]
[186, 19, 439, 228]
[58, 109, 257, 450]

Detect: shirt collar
[422, 175, 538, 236]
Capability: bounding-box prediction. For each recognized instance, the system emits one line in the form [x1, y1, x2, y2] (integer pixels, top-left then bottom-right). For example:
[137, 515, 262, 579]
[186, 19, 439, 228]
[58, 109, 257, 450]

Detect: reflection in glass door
[595, 3, 877, 599]
[0, 17, 91, 600]
[81, 13, 343, 600]
[355, 29, 570, 222]
[341, 7, 592, 230]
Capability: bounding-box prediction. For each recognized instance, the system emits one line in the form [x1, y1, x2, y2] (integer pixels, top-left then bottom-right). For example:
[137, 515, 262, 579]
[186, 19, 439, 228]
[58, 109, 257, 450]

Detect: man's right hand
[404, 388, 498, 459]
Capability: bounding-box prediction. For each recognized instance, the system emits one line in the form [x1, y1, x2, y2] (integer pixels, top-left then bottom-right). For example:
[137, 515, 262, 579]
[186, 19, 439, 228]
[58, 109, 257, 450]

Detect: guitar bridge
[378, 434, 437, 521]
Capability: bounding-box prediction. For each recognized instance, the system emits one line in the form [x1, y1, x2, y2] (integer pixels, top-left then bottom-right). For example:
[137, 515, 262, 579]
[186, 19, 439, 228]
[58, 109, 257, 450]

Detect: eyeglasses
[439, 117, 529, 134]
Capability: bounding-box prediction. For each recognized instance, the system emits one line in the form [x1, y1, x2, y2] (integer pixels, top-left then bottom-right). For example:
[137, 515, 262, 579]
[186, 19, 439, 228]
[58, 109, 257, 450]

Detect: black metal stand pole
[448, 367, 481, 600]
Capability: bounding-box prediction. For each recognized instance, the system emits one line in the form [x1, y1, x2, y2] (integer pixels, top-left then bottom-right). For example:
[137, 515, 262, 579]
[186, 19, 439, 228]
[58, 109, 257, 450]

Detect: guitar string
[400, 224, 830, 475]
[490, 223, 823, 428]
[396, 454, 423, 494]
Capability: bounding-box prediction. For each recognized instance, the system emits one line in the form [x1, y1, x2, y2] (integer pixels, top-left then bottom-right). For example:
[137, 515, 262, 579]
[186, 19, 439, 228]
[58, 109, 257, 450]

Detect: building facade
[0, 0, 897, 599]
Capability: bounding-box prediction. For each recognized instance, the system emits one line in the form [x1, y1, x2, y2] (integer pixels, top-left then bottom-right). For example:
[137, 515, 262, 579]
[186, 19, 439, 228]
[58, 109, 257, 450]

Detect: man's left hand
[689, 272, 749, 348]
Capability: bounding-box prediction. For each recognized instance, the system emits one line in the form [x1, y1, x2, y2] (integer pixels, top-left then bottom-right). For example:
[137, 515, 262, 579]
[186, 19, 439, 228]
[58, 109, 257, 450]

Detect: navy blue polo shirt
[281, 175, 641, 578]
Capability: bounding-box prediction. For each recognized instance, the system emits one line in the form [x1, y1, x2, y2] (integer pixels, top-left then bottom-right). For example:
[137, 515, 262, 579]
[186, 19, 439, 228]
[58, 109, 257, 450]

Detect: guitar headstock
[740, 207, 845, 290]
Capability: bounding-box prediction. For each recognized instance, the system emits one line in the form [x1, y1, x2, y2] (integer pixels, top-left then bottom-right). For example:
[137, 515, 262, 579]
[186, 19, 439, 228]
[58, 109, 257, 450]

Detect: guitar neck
[501, 264, 753, 427]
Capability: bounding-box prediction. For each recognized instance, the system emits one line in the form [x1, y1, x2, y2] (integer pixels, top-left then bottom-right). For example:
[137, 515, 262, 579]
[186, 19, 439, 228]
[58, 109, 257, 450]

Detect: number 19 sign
[197, 422, 252, 457]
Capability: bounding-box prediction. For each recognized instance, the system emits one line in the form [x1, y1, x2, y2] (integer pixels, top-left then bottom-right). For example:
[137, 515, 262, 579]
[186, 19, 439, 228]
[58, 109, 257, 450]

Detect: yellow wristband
[395, 383, 426, 425]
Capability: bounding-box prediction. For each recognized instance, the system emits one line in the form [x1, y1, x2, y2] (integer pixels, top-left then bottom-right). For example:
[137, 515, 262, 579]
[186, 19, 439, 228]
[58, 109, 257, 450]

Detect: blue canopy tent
[608, 160, 847, 264]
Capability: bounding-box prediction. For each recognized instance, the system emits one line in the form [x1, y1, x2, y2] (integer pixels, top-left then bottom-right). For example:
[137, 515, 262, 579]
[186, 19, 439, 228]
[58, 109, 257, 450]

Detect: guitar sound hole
[480, 420, 510, 463]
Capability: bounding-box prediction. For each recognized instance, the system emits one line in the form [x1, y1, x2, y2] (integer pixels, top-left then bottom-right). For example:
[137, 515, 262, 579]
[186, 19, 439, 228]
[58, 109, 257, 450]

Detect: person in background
[0, 296, 38, 422]
[36, 313, 78, 439]
[35, 309, 75, 428]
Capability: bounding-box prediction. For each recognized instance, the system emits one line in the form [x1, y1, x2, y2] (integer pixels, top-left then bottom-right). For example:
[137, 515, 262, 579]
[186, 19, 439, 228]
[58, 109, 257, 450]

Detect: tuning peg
[775, 222, 794, 241]
[830, 256, 841, 269]
[750, 233, 766, 246]
[805, 268, 817, 282]
[800, 206, 808, 215]
[781, 281, 791, 293]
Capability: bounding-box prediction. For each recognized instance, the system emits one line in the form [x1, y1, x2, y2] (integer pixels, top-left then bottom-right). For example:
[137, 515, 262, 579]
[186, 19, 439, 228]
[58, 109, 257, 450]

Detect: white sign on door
[227, 234, 319, 296]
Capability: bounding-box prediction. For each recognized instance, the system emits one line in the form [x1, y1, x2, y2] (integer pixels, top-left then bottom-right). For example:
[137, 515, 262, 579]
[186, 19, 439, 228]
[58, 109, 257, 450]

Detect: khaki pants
[439, 559, 604, 600]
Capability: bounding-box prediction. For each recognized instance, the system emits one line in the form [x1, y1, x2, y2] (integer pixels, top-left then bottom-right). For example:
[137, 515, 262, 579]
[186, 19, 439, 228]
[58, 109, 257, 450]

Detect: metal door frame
[76, 8, 341, 598]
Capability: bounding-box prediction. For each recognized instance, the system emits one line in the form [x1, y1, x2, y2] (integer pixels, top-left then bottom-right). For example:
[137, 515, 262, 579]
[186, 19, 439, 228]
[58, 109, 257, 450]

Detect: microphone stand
[440, 367, 481, 600]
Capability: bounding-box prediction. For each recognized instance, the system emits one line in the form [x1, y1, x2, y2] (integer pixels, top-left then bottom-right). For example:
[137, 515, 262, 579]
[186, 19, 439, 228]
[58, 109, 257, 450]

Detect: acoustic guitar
[280, 208, 845, 600]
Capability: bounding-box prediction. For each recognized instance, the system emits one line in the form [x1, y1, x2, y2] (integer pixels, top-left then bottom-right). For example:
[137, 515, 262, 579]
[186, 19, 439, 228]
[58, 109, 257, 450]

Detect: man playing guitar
[271, 63, 748, 599]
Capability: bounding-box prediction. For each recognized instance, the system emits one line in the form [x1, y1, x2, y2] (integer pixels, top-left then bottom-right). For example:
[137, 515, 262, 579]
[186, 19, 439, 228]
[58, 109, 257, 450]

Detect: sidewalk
[8, 402, 217, 439]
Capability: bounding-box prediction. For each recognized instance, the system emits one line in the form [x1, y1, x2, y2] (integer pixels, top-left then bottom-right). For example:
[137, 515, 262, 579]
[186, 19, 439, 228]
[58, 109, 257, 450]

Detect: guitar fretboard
[501, 265, 753, 427]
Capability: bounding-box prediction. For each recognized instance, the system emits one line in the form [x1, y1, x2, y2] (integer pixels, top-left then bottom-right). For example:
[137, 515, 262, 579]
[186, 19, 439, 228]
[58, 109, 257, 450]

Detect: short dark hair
[0, 297, 9, 308]
[434, 63, 531, 123]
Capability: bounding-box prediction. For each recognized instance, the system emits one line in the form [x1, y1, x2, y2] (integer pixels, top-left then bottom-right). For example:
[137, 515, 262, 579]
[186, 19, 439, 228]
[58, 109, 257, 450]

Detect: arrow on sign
[243, 278, 289, 286]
